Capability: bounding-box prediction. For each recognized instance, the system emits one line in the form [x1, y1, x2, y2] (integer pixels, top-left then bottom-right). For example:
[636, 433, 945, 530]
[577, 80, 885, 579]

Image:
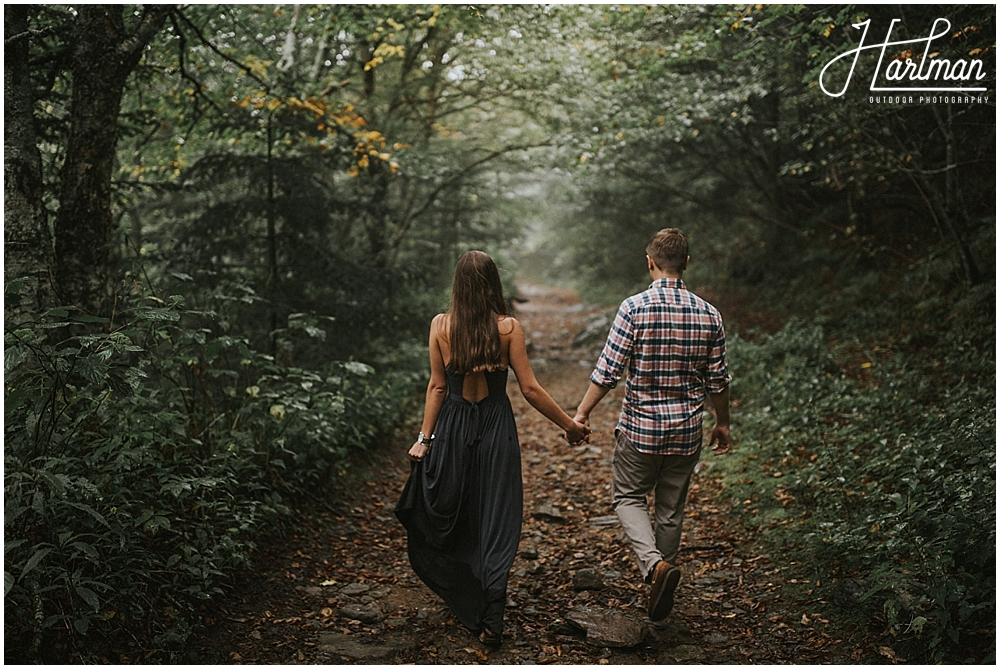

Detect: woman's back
[444, 366, 509, 404]
[437, 312, 514, 403]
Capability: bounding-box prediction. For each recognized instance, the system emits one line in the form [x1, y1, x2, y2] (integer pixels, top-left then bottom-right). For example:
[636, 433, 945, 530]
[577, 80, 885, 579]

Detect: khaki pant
[612, 432, 700, 580]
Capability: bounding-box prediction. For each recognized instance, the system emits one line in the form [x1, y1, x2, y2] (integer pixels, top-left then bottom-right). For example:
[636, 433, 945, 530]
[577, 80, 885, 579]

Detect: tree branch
[174, 8, 270, 91]
[389, 142, 552, 247]
[118, 5, 174, 60]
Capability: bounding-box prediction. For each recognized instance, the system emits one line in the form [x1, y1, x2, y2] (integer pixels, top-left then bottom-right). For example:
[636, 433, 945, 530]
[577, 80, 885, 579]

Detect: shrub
[4, 280, 415, 662]
[718, 317, 995, 663]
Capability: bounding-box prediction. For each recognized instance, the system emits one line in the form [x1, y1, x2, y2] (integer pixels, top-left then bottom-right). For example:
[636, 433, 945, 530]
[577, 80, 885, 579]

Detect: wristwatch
[418, 431, 435, 446]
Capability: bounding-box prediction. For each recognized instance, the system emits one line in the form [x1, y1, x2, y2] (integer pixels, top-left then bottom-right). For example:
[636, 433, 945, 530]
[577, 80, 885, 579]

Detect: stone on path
[317, 631, 415, 662]
[340, 602, 383, 623]
[658, 644, 706, 664]
[531, 502, 564, 521]
[573, 314, 610, 347]
[573, 568, 605, 591]
[645, 619, 695, 644]
[702, 632, 730, 645]
[565, 608, 647, 647]
[340, 582, 371, 597]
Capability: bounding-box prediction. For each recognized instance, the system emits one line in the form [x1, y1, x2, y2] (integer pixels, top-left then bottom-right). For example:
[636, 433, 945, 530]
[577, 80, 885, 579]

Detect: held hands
[565, 414, 591, 446]
[708, 424, 731, 455]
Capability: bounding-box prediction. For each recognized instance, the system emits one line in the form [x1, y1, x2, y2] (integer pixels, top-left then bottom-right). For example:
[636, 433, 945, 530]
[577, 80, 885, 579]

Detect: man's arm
[574, 381, 612, 427]
[707, 387, 731, 454]
[577, 303, 633, 427]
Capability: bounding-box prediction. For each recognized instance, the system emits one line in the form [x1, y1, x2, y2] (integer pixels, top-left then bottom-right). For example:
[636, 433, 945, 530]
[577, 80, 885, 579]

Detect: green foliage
[556, 5, 994, 293]
[4, 280, 414, 661]
[717, 300, 995, 662]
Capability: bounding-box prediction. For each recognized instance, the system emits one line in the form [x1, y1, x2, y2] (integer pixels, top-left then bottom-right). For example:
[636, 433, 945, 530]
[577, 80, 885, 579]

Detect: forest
[4, 4, 995, 664]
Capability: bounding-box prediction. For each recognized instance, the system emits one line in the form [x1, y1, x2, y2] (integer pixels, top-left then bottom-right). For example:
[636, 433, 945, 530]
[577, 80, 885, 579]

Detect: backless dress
[395, 366, 522, 636]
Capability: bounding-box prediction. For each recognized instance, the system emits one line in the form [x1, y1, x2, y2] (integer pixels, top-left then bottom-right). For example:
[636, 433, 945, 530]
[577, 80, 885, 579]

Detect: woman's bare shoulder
[429, 313, 450, 338]
[497, 315, 521, 337]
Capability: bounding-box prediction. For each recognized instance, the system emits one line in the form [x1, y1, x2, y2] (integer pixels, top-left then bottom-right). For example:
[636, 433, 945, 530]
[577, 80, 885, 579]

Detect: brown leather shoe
[648, 560, 681, 621]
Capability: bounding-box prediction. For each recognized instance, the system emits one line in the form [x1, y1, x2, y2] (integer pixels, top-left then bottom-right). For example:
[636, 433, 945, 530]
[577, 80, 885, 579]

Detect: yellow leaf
[374, 43, 404, 59]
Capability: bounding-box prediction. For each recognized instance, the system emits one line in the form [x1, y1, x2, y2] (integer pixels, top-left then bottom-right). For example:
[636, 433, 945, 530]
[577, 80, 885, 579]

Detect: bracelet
[418, 431, 435, 446]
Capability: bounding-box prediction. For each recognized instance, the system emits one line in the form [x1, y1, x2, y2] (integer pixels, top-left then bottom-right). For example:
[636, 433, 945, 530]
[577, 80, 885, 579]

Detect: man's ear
[646, 254, 656, 273]
[683, 255, 690, 271]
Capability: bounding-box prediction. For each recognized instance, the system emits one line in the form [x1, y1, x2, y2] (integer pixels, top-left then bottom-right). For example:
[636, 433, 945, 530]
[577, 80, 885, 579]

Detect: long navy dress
[395, 366, 523, 636]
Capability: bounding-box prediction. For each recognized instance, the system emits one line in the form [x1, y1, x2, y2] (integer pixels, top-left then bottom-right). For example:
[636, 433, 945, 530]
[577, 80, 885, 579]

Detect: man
[573, 228, 732, 621]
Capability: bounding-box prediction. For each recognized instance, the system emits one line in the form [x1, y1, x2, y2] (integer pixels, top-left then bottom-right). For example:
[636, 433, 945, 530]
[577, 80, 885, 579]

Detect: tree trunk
[53, 5, 170, 315]
[4, 5, 56, 327]
[265, 121, 280, 355]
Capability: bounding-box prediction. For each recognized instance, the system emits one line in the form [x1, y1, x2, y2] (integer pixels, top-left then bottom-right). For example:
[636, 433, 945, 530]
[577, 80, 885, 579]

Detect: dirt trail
[192, 284, 857, 664]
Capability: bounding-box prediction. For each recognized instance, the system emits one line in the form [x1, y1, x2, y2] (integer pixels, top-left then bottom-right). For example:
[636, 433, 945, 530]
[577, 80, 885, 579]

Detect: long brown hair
[448, 250, 509, 374]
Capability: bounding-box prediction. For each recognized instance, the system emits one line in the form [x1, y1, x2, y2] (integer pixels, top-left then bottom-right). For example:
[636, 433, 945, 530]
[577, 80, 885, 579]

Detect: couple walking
[395, 228, 732, 647]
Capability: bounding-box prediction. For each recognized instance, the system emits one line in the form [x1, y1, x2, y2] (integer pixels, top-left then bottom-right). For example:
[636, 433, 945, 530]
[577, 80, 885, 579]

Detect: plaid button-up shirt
[590, 278, 731, 455]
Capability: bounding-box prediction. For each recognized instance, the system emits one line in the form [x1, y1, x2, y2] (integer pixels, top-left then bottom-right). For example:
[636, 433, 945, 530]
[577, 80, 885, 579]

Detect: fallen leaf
[878, 646, 905, 662]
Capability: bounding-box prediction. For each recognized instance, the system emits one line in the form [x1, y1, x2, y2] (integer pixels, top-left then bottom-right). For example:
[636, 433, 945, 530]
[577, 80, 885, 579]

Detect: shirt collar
[649, 277, 685, 290]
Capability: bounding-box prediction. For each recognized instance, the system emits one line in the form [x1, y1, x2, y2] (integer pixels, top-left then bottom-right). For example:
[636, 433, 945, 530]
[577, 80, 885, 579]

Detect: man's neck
[650, 271, 683, 282]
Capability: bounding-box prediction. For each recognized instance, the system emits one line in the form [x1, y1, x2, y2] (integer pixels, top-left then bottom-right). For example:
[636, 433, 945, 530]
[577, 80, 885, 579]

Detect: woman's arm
[409, 315, 449, 461]
[506, 318, 589, 443]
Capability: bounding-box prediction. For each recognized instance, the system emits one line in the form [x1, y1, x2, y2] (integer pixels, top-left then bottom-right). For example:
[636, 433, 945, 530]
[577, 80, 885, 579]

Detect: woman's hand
[408, 441, 429, 462]
[565, 420, 591, 446]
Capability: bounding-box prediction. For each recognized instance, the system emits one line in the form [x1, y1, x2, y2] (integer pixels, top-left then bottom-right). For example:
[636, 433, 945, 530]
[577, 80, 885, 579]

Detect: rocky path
[191, 284, 858, 664]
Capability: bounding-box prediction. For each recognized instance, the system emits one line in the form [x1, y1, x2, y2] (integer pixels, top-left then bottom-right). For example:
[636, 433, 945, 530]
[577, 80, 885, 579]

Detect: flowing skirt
[395, 394, 522, 635]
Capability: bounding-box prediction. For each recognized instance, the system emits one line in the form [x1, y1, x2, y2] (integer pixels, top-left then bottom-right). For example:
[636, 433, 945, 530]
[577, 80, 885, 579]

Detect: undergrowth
[715, 277, 995, 663]
[3, 279, 423, 662]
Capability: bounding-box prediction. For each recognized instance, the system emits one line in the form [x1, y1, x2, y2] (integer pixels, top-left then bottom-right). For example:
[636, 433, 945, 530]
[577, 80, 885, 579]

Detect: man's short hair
[646, 228, 688, 273]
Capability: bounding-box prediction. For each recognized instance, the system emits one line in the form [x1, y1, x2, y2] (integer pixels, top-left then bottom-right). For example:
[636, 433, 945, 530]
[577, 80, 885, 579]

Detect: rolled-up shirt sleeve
[704, 320, 732, 394]
[590, 303, 634, 389]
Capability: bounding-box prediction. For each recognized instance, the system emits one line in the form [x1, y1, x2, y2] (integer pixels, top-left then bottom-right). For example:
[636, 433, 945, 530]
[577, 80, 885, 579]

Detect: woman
[395, 250, 588, 647]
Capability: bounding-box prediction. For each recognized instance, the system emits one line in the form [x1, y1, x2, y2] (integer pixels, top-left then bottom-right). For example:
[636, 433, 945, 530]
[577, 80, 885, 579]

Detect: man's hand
[565, 420, 591, 445]
[708, 424, 731, 455]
